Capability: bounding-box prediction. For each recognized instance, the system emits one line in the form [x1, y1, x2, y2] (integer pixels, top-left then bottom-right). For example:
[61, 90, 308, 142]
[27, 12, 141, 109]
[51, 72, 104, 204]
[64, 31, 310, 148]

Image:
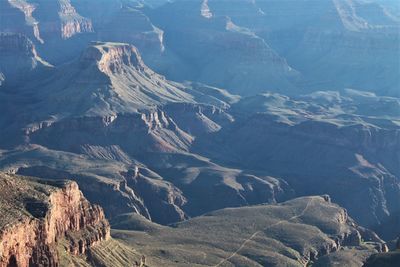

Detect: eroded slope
[112, 196, 386, 267]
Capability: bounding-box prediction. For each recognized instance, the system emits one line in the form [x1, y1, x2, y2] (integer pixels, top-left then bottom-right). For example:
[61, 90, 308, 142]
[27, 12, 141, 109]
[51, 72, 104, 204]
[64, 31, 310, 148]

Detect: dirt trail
[213, 198, 314, 267]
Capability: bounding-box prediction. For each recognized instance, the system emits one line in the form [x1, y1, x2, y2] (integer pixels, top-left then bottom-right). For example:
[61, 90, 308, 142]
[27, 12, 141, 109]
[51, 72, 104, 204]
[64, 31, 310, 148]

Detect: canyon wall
[0, 173, 110, 267]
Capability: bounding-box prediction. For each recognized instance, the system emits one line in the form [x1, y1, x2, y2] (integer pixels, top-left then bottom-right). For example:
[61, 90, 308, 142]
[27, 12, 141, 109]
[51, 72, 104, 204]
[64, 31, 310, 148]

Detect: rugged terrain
[206, 0, 400, 96]
[0, 36, 398, 240]
[194, 89, 400, 239]
[0, 0, 398, 266]
[1, 0, 398, 96]
[0, 39, 293, 226]
[0, 173, 389, 266]
[111, 196, 387, 266]
[0, 173, 111, 266]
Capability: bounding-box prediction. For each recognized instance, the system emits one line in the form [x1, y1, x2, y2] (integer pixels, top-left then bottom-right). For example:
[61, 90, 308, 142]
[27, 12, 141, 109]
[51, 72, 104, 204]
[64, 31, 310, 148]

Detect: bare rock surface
[0, 173, 109, 267]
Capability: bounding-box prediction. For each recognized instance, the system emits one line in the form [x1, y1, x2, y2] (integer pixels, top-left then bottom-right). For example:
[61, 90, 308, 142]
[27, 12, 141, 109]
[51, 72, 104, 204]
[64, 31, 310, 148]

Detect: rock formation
[146, 0, 300, 95]
[57, 0, 93, 39]
[0, 173, 110, 267]
[204, 0, 400, 96]
[1, 0, 93, 41]
[0, 2, 398, 267]
[194, 89, 400, 239]
[0, 33, 51, 85]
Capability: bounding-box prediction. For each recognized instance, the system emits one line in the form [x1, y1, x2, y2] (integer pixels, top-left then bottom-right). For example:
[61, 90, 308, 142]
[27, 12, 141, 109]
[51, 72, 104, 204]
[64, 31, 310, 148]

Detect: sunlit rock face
[0, 173, 110, 267]
[0, 0, 93, 41]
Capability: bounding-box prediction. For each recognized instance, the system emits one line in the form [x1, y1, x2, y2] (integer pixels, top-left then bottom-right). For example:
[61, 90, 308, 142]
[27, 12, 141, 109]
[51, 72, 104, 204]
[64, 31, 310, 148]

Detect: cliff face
[0, 173, 110, 267]
[0, 0, 43, 43]
[28, 110, 193, 154]
[1, 0, 93, 42]
[81, 43, 146, 75]
[58, 0, 93, 39]
[14, 41, 206, 119]
[0, 33, 51, 85]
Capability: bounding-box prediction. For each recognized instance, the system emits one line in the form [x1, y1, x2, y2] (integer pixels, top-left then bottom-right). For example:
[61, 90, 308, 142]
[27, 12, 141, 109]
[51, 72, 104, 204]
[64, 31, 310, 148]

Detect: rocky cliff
[0, 0, 43, 43]
[14, 41, 228, 118]
[81, 42, 146, 75]
[58, 0, 93, 39]
[0, 173, 110, 267]
[0, 33, 51, 85]
[1, 0, 93, 41]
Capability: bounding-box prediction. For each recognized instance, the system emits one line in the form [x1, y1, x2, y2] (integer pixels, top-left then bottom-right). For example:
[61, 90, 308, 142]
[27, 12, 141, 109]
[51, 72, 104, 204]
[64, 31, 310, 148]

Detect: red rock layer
[0, 181, 110, 267]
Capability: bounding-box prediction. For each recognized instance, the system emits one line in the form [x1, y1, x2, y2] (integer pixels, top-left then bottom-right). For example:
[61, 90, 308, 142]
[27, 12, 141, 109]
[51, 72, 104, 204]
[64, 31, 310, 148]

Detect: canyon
[0, 0, 398, 266]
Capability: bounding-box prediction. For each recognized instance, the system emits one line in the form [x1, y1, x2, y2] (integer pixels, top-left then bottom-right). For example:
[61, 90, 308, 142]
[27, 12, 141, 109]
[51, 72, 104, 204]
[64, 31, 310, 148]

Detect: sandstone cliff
[0, 173, 110, 267]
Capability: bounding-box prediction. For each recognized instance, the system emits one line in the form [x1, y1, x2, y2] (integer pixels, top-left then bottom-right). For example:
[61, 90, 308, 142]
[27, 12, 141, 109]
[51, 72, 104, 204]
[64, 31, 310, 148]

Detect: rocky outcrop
[16, 41, 209, 117]
[28, 111, 193, 153]
[58, 0, 93, 39]
[16, 163, 188, 225]
[123, 168, 188, 224]
[0, 0, 44, 43]
[164, 102, 234, 136]
[0, 33, 51, 85]
[37, 0, 93, 40]
[61, 19, 93, 39]
[80, 42, 146, 74]
[17, 165, 152, 221]
[0, 173, 110, 267]
[200, 0, 213, 19]
[1, 0, 93, 42]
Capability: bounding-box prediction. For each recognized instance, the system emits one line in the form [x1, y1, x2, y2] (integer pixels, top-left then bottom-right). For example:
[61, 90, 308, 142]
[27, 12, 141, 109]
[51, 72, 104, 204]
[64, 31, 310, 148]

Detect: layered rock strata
[0, 173, 110, 267]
